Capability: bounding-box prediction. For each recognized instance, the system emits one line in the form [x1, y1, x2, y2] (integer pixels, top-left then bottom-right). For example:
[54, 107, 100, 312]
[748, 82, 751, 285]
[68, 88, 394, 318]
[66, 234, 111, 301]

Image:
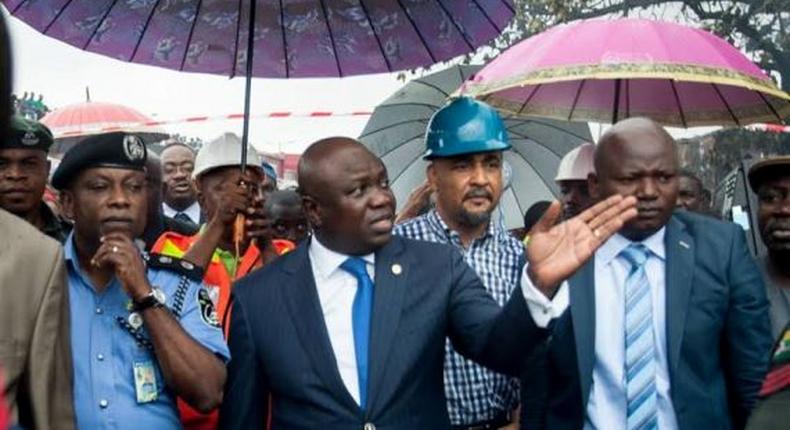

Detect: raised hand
[526, 195, 638, 297]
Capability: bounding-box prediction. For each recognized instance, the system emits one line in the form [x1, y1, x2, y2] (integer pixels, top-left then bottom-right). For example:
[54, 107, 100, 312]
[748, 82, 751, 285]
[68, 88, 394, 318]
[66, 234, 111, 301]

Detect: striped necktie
[621, 244, 658, 430]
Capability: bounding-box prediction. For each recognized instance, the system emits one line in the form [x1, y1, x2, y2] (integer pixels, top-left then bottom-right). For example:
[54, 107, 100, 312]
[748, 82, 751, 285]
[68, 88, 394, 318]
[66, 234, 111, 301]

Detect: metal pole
[240, 0, 257, 174]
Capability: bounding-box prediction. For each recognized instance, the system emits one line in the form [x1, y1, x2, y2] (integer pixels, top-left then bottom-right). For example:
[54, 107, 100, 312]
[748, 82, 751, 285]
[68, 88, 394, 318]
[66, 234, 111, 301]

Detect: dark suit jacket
[524, 212, 772, 430]
[219, 235, 545, 430]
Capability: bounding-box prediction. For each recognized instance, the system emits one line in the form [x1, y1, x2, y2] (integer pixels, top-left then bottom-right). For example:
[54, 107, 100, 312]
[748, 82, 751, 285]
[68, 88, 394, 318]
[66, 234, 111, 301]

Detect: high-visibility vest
[151, 232, 295, 430]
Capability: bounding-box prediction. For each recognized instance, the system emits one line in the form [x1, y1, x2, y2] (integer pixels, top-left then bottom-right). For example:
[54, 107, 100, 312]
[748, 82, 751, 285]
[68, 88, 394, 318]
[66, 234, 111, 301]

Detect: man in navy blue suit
[219, 136, 638, 430]
[520, 118, 772, 430]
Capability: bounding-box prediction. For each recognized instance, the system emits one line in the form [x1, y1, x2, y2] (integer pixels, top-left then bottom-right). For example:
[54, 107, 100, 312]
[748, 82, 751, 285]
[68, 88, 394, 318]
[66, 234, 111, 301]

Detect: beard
[457, 207, 492, 227]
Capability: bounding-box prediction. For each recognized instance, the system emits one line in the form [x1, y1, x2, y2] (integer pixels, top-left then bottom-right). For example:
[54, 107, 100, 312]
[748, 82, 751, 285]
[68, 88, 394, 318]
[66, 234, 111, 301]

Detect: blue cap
[261, 160, 277, 181]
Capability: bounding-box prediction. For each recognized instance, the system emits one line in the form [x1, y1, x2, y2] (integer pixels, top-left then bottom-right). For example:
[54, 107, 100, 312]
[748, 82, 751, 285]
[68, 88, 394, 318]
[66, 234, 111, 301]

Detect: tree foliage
[483, 1, 789, 91]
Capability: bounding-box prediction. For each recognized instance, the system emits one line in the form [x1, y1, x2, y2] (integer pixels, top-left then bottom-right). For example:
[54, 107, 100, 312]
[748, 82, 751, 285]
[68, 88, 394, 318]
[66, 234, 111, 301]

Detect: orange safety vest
[151, 231, 295, 430]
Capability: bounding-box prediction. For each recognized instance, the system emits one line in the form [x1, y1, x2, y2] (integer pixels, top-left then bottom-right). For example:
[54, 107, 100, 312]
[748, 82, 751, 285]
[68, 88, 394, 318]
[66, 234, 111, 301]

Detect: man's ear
[588, 173, 601, 200]
[301, 194, 322, 229]
[194, 179, 205, 207]
[60, 189, 75, 220]
[426, 162, 438, 191]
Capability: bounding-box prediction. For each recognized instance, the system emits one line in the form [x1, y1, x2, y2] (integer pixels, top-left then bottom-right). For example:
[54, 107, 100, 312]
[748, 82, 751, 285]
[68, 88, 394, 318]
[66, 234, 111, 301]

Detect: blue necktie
[621, 244, 658, 430]
[340, 257, 374, 410]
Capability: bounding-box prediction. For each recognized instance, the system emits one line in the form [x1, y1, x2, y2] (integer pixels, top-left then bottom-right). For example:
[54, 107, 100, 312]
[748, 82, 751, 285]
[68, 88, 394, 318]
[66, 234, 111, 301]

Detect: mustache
[464, 188, 492, 201]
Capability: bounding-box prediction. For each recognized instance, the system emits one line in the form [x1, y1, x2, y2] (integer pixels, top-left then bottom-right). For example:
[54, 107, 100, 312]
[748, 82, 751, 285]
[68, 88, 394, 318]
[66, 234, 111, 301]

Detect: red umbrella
[40, 100, 168, 155]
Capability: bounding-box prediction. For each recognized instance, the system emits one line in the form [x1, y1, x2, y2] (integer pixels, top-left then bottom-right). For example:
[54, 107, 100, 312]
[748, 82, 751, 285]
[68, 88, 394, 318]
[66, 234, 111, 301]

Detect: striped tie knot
[620, 243, 649, 268]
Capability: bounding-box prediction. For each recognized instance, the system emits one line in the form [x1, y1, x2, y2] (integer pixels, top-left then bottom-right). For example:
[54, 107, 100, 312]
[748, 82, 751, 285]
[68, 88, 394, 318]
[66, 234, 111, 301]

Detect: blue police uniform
[64, 233, 229, 430]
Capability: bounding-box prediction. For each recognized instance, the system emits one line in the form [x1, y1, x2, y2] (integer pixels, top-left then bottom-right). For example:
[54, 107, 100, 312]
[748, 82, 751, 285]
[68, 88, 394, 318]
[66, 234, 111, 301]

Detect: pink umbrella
[461, 18, 790, 127]
[41, 101, 168, 155]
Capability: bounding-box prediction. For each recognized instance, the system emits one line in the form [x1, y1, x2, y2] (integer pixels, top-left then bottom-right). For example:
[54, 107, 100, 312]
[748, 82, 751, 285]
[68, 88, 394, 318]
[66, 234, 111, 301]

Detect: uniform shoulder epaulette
[147, 253, 205, 283]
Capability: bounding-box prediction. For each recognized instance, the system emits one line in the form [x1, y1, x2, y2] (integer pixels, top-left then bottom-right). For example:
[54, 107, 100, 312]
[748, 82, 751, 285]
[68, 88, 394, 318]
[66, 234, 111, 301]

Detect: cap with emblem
[2, 116, 54, 152]
[555, 142, 595, 182]
[748, 155, 790, 191]
[51, 131, 147, 190]
[192, 132, 262, 179]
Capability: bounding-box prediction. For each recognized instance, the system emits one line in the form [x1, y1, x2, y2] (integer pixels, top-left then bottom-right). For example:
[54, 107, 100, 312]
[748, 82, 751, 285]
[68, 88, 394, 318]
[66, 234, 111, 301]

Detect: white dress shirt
[522, 228, 679, 430]
[308, 237, 375, 406]
[163, 201, 201, 225]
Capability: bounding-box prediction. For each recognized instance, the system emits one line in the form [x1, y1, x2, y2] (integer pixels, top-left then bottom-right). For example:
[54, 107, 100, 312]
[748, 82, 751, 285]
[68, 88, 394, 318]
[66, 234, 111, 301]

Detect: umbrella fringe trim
[460, 63, 790, 101]
[488, 99, 790, 127]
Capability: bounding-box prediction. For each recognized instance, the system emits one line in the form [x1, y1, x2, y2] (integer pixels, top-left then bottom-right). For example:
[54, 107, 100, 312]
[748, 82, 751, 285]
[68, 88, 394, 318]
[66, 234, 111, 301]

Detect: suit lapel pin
[391, 263, 402, 276]
[679, 240, 690, 249]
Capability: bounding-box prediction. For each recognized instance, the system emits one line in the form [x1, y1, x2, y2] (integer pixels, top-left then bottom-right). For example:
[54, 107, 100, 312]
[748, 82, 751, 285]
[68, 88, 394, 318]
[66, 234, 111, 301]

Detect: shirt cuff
[520, 265, 570, 328]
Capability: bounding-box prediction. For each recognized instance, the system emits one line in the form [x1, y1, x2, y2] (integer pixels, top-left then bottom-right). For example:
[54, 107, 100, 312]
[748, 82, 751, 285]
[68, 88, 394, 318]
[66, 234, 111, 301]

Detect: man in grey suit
[520, 118, 772, 430]
[219, 137, 638, 429]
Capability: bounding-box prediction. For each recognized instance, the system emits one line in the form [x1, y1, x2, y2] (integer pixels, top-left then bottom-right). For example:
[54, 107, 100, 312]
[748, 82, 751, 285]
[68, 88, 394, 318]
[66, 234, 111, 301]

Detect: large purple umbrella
[4, 0, 515, 165]
[4, 0, 513, 78]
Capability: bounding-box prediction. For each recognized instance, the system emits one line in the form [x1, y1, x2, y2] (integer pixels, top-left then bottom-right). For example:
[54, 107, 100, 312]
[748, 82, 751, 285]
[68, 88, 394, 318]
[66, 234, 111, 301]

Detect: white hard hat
[555, 142, 595, 182]
[192, 132, 262, 179]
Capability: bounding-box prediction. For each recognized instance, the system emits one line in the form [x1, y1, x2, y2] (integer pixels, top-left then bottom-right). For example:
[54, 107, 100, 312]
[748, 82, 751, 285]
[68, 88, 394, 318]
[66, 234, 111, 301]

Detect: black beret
[2, 116, 54, 152]
[52, 132, 147, 190]
[748, 155, 790, 192]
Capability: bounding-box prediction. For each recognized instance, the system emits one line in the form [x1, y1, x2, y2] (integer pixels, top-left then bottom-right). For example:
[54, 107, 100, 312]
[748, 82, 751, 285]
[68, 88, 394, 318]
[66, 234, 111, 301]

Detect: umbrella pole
[234, 0, 258, 258]
[240, 0, 257, 173]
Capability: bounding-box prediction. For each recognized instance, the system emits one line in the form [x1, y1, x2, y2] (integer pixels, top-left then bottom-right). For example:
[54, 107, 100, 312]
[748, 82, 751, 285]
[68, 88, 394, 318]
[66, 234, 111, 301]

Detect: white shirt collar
[162, 201, 201, 223]
[308, 236, 375, 281]
[597, 226, 666, 266]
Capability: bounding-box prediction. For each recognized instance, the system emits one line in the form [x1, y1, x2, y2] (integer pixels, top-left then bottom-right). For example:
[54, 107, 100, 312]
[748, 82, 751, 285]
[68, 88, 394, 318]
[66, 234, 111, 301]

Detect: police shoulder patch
[147, 253, 204, 282]
[197, 288, 220, 328]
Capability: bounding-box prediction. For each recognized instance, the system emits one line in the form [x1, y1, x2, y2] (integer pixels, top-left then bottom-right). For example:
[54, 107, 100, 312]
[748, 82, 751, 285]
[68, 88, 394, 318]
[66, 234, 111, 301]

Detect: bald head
[594, 117, 677, 175]
[298, 136, 395, 255]
[298, 137, 373, 197]
[589, 117, 679, 241]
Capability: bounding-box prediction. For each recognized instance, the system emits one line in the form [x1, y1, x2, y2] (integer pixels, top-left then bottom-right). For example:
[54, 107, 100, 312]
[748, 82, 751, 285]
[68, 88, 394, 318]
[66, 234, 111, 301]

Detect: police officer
[0, 116, 71, 242]
[51, 132, 228, 430]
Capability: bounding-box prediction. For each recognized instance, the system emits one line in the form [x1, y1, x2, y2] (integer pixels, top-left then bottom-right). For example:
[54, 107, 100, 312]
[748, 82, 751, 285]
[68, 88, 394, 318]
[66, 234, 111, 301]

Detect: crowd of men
[2, 15, 790, 430]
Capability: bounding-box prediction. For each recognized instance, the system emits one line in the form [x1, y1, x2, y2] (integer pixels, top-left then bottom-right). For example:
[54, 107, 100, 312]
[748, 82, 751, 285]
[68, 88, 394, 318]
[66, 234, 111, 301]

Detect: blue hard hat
[423, 97, 510, 159]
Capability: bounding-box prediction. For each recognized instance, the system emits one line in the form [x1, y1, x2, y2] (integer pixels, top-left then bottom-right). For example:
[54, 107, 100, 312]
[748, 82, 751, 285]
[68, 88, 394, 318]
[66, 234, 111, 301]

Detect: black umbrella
[359, 65, 593, 229]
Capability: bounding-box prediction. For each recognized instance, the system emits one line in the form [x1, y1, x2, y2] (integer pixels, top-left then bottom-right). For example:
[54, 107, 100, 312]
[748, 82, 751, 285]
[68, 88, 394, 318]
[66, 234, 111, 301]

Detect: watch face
[152, 288, 167, 305]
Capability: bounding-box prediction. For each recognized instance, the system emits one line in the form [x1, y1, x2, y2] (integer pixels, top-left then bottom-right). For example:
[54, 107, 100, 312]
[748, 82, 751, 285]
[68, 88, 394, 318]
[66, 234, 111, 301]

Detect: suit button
[363, 423, 376, 430]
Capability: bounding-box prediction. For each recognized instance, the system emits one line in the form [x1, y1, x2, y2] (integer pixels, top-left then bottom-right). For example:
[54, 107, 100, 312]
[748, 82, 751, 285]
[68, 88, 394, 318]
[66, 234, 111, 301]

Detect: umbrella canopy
[3, 0, 514, 78]
[359, 65, 592, 229]
[40, 101, 169, 155]
[461, 18, 790, 127]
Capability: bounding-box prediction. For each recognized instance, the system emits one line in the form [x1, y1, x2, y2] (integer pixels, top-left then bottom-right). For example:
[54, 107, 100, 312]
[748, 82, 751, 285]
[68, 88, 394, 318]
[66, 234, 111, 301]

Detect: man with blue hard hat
[51, 132, 228, 430]
[395, 97, 525, 429]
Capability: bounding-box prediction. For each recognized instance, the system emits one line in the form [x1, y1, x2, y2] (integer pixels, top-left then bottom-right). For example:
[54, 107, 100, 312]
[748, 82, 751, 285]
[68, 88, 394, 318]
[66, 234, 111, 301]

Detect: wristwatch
[132, 287, 167, 312]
